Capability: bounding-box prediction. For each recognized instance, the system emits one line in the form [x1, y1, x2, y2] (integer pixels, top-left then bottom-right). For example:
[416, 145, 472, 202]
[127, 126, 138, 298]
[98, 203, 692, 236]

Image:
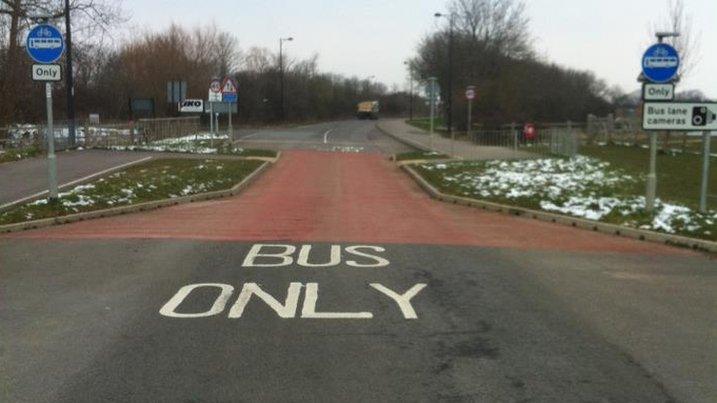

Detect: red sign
[465, 86, 476, 100]
[523, 123, 537, 140]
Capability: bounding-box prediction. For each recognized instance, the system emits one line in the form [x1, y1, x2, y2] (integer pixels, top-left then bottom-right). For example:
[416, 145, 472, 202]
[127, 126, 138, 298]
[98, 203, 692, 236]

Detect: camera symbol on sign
[692, 107, 717, 127]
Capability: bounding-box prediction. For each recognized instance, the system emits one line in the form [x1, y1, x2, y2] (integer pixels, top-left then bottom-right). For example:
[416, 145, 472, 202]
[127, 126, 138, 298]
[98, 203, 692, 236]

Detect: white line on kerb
[0, 156, 153, 209]
[323, 129, 333, 144]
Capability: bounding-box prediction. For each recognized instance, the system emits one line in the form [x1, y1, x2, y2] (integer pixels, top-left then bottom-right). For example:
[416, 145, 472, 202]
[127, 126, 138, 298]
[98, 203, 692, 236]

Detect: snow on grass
[0, 158, 263, 225]
[416, 156, 717, 240]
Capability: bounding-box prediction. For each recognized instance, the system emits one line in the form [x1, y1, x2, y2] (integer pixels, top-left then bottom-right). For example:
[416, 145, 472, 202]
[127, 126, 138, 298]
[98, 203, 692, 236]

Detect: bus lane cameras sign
[158, 244, 428, 320]
[643, 102, 717, 131]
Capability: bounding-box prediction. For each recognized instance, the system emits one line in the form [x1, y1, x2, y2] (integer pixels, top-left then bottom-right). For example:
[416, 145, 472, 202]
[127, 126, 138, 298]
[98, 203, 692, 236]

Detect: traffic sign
[642, 102, 717, 131]
[209, 79, 222, 102]
[32, 64, 61, 82]
[26, 24, 65, 64]
[641, 43, 680, 84]
[221, 77, 238, 103]
[179, 99, 204, 113]
[465, 86, 476, 100]
[642, 83, 674, 101]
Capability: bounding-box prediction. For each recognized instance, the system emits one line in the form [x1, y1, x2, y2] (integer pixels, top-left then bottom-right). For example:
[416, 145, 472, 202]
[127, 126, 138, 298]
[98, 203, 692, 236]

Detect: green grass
[0, 146, 41, 164]
[579, 144, 717, 210]
[0, 158, 263, 225]
[395, 151, 450, 162]
[406, 118, 447, 134]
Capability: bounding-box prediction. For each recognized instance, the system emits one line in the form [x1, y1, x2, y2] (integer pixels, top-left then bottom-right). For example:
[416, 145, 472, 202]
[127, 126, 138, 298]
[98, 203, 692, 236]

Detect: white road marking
[370, 283, 427, 320]
[301, 283, 374, 319]
[159, 283, 235, 318]
[323, 129, 333, 144]
[0, 156, 153, 210]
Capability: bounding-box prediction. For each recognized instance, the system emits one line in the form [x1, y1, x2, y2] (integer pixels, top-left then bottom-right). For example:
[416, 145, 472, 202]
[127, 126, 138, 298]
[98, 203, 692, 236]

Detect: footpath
[377, 118, 533, 160]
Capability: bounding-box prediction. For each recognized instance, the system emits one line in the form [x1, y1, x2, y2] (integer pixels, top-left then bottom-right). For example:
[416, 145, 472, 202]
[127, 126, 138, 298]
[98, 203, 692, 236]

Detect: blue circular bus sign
[641, 43, 680, 84]
[26, 24, 65, 64]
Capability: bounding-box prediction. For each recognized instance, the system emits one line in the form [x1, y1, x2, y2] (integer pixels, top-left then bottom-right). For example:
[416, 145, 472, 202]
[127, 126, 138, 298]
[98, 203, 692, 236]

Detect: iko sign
[643, 83, 674, 101]
[641, 43, 680, 84]
[26, 24, 65, 64]
[643, 102, 717, 131]
[32, 64, 61, 82]
[179, 99, 204, 113]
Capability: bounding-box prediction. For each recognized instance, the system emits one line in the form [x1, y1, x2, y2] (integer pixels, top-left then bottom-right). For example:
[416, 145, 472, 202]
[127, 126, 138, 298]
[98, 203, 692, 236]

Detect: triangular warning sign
[222, 78, 237, 94]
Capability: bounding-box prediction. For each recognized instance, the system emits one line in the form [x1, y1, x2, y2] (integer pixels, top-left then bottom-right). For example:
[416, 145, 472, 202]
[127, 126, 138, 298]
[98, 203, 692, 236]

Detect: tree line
[410, 0, 614, 129]
[0, 2, 413, 125]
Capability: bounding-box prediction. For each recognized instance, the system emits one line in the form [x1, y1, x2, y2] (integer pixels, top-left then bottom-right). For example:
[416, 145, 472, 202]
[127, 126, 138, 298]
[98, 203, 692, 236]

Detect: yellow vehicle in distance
[357, 101, 380, 120]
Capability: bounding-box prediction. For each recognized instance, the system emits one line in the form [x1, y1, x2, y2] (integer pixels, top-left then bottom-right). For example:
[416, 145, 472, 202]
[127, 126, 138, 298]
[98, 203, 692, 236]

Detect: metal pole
[646, 133, 658, 212]
[209, 102, 214, 134]
[700, 131, 712, 212]
[467, 98, 472, 142]
[429, 77, 436, 150]
[447, 15, 454, 138]
[409, 75, 413, 121]
[64, 0, 76, 148]
[279, 39, 284, 121]
[228, 105, 233, 136]
[46, 83, 58, 200]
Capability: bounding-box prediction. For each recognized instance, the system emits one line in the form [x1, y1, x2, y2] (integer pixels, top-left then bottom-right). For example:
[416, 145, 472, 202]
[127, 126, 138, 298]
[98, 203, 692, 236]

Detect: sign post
[466, 86, 476, 143]
[27, 23, 65, 201]
[221, 77, 238, 136]
[428, 77, 437, 150]
[208, 79, 222, 134]
[700, 132, 712, 212]
[640, 40, 680, 212]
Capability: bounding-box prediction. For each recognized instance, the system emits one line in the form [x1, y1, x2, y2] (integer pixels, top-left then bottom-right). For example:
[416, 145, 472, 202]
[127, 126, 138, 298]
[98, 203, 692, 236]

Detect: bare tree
[449, 0, 532, 59]
[651, 0, 701, 79]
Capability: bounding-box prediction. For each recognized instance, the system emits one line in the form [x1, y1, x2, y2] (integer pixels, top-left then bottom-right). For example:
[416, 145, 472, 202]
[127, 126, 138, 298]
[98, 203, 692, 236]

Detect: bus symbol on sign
[29, 37, 62, 50]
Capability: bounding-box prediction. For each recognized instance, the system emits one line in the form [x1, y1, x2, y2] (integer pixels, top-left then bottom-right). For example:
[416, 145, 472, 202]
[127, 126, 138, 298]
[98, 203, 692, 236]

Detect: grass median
[413, 154, 717, 242]
[108, 133, 277, 158]
[0, 158, 263, 225]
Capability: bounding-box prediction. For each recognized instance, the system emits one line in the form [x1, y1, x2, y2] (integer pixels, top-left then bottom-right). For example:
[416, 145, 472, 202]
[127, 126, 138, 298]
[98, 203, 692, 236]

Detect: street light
[434, 12, 455, 142]
[279, 36, 294, 121]
[404, 61, 414, 121]
[64, 0, 76, 148]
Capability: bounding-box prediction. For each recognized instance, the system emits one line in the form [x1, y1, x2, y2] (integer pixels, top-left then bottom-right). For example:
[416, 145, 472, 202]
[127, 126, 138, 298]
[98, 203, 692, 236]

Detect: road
[1, 120, 715, 403]
[0, 150, 152, 206]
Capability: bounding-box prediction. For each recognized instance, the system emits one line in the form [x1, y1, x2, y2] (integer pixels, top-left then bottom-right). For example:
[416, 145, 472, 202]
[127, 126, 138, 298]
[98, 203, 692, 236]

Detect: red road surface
[4, 150, 692, 254]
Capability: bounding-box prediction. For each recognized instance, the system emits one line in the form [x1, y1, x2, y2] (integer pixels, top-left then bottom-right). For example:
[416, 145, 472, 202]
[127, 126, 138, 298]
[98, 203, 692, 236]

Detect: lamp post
[434, 12, 454, 140]
[404, 61, 414, 121]
[64, 0, 76, 148]
[279, 36, 294, 121]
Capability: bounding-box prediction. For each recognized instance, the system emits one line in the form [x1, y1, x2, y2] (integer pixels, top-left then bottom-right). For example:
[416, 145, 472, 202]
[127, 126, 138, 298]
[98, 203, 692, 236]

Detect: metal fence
[1, 117, 201, 151]
[445, 121, 582, 160]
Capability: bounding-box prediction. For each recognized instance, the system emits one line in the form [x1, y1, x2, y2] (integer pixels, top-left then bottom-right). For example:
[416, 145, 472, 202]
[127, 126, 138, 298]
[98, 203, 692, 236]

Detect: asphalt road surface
[0, 150, 152, 205]
[2, 120, 715, 403]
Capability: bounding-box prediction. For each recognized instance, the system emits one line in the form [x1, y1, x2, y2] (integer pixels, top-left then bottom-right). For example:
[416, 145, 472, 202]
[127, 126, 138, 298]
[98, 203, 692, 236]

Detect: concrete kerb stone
[0, 160, 274, 234]
[402, 164, 717, 254]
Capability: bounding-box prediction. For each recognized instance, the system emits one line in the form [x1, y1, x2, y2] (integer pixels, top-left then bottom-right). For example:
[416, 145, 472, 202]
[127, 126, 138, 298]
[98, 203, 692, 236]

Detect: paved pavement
[377, 118, 536, 160]
[1, 120, 715, 402]
[0, 150, 153, 206]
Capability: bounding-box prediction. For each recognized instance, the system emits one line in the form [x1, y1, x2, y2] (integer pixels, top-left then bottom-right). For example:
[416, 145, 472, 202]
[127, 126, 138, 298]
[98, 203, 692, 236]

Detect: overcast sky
[121, 0, 717, 98]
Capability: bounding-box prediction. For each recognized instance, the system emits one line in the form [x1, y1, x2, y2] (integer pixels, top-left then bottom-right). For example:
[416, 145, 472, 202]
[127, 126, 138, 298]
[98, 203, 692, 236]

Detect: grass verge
[413, 156, 717, 241]
[0, 158, 263, 225]
[580, 144, 717, 209]
[106, 133, 277, 158]
[0, 146, 41, 164]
